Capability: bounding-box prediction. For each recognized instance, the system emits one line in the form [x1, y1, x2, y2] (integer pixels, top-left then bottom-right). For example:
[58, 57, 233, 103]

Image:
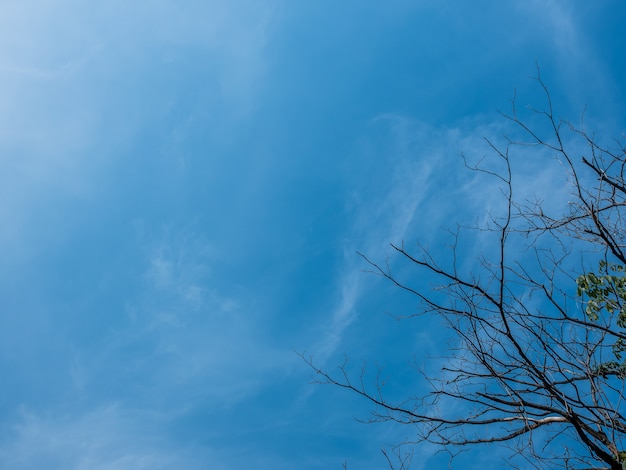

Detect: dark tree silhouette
[306, 72, 626, 470]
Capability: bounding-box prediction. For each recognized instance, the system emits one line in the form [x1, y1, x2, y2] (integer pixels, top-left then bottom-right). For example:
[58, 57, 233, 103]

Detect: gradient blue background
[0, 1, 625, 468]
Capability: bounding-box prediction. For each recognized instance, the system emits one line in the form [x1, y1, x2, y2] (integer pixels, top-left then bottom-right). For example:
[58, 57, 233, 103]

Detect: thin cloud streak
[0, 405, 215, 470]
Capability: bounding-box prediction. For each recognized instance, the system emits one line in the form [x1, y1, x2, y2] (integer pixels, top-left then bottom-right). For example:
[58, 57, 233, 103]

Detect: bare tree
[306, 72, 626, 469]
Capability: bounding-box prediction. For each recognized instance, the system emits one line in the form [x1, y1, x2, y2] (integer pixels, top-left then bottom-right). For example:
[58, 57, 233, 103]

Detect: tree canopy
[307, 73, 626, 469]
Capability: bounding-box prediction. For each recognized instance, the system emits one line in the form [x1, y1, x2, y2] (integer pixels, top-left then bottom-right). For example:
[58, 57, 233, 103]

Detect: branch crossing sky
[0, 1, 625, 469]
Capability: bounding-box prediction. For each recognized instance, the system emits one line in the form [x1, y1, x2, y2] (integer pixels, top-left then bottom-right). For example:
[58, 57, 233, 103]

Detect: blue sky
[0, 1, 625, 469]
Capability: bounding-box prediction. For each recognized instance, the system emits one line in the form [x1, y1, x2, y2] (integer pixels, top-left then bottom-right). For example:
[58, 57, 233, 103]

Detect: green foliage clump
[577, 261, 626, 378]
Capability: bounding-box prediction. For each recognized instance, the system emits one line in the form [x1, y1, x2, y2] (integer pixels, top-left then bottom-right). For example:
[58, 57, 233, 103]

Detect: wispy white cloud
[313, 98, 592, 371]
[520, 1, 619, 115]
[92, 225, 291, 406]
[0, 222, 294, 468]
[0, 0, 277, 264]
[0, 0, 274, 85]
[0, 404, 216, 470]
[312, 117, 455, 362]
[314, 269, 360, 363]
